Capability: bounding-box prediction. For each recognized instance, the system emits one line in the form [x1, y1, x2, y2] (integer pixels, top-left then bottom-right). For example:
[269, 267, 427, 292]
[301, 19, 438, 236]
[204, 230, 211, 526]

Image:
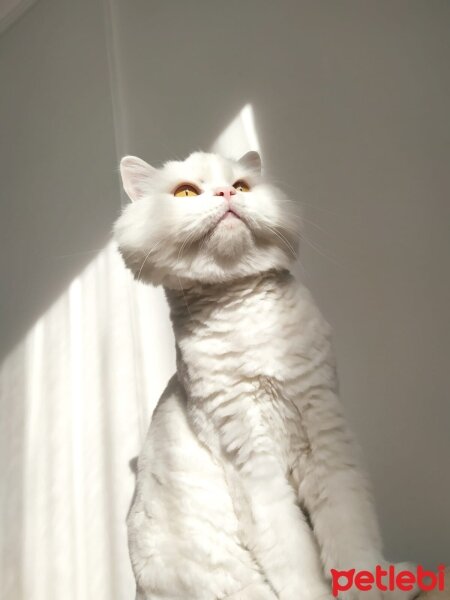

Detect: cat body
[115, 151, 414, 600]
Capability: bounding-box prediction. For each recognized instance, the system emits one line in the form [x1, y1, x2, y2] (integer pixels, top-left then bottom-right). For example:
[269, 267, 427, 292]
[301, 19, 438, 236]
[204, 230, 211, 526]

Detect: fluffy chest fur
[166, 270, 335, 474]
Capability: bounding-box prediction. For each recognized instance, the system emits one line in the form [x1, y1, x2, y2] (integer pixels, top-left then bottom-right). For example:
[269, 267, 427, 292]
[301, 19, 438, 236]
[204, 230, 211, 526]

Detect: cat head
[114, 151, 301, 288]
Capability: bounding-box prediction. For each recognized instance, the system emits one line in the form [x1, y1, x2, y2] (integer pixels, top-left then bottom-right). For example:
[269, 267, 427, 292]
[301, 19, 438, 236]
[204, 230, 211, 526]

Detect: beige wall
[110, 0, 450, 567]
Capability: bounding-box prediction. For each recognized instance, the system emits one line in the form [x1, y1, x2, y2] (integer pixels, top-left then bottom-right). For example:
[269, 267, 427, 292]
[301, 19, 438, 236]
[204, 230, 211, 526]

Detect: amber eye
[173, 183, 200, 197]
[233, 180, 250, 192]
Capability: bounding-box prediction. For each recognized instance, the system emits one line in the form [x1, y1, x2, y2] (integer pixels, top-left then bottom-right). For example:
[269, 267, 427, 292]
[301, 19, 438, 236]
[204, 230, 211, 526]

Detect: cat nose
[214, 186, 236, 200]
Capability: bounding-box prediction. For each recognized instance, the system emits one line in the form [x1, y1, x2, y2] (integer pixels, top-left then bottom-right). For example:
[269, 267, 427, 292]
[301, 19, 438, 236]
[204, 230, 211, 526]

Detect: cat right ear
[120, 156, 156, 202]
[238, 151, 261, 173]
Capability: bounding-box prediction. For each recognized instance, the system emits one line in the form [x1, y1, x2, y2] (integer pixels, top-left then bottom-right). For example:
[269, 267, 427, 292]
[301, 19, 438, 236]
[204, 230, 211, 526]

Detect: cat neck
[164, 268, 292, 330]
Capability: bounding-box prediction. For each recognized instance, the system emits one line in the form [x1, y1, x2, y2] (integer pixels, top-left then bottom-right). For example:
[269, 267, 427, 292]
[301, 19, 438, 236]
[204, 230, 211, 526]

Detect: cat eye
[173, 183, 200, 197]
[233, 180, 250, 192]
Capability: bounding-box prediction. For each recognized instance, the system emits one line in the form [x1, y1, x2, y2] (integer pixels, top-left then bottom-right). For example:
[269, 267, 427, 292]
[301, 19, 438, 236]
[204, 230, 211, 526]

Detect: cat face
[114, 151, 301, 287]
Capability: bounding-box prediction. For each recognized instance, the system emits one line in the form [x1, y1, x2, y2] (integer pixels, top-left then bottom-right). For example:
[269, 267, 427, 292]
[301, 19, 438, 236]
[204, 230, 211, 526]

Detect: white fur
[115, 152, 416, 600]
[115, 152, 298, 288]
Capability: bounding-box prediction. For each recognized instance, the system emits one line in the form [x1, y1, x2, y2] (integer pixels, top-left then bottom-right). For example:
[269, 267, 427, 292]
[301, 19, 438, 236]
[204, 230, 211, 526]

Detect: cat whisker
[54, 247, 105, 259]
[301, 216, 329, 236]
[266, 225, 298, 259]
[244, 214, 298, 260]
[298, 232, 341, 267]
[136, 240, 163, 281]
[199, 228, 215, 254]
[175, 229, 199, 318]
[177, 228, 198, 264]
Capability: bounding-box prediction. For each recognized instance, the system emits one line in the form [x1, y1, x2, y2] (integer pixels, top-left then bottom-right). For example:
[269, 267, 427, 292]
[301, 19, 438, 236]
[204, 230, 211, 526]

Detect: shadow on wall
[0, 0, 119, 364]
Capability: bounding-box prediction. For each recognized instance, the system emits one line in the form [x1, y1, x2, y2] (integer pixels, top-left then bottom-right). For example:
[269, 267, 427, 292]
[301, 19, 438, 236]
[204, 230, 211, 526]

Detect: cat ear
[120, 155, 156, 202]
[238, 150, 261, 173]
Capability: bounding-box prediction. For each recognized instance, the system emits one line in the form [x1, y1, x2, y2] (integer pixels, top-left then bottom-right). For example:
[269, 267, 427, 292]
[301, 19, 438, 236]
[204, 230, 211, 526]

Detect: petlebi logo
[331, 564, 446, 597]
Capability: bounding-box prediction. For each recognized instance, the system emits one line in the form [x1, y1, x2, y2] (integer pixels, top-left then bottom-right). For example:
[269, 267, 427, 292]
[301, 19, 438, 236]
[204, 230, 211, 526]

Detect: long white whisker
[199, 228, 215, 254]
[177, 228, 198, 263]
[299, 232, 341, 267]
[136, 239, 163, 281]
[265, 225, 298, 259]
[245, 213, 298, 260]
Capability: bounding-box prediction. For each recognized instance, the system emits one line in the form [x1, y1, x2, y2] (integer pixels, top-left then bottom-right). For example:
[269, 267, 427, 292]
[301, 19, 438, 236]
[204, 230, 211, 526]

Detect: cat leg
[223, 581, 279, 599]
[128, 377, 275, 600]
[296, 388, 417, 600]
[233, 447, 332, 600]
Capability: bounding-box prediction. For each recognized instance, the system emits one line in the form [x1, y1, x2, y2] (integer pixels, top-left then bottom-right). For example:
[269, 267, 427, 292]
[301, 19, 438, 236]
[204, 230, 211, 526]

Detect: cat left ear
[120, 155, 156, 202]
[238, 150, 261, 173]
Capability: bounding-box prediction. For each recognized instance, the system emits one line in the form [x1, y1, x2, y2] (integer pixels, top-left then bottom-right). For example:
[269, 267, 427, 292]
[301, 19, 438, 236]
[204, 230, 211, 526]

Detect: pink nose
[214, 186, 236, 200]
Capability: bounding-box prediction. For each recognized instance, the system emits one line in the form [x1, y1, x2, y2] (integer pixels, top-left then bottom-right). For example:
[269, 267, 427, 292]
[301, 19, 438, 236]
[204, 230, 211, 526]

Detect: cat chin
[157, 245, 293, 289]
[117, 229, 294, 290]
[206, 218, 253, 261]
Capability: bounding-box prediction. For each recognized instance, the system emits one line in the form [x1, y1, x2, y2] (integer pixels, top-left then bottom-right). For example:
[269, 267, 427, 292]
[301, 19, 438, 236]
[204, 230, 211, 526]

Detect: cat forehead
[163, 152, 242, 183]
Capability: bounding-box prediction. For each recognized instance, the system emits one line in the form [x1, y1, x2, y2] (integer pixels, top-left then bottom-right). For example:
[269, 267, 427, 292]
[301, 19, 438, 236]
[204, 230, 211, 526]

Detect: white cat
[114, 151, 416, 600]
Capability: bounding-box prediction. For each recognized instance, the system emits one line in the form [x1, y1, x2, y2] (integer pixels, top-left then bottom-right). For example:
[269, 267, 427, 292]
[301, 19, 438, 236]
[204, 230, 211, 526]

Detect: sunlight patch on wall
[1, 240, 175, 600]
[212, 103, 261, 158]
